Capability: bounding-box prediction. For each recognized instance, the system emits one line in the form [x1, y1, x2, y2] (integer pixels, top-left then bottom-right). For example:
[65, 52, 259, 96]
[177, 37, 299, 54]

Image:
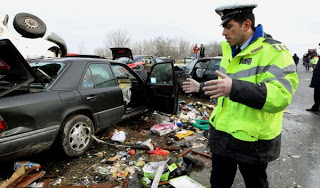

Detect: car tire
[13, 13, 47, 38]
[61, 115, 94, 157]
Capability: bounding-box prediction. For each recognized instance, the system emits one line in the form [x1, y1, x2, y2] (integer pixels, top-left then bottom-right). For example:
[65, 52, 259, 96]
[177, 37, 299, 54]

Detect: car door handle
[86, 96, 96, 100]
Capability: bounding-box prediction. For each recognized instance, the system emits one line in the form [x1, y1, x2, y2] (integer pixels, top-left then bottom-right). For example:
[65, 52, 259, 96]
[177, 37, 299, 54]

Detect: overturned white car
[0, 12, 67, 60]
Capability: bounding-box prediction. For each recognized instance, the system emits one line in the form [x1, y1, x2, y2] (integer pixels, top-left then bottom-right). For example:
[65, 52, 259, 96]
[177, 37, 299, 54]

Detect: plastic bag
[141, 138, 154, 150]
[111, 129, 126, 143]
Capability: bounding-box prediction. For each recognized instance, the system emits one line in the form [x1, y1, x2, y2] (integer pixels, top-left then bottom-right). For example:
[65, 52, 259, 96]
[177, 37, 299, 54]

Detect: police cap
[215, 2, 258, 25]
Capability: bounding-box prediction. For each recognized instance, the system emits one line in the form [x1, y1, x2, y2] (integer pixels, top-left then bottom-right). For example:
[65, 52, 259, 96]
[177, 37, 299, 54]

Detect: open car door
[144, 62, 178, 114]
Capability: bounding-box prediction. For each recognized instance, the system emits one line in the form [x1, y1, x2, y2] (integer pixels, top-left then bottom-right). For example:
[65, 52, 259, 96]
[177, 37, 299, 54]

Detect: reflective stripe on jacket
[209, 37, 299, 142]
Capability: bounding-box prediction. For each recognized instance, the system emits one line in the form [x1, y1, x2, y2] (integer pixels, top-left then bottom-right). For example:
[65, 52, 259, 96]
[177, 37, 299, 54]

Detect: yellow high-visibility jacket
[208, 26, 299, 163]
[311, 57, 319, 65]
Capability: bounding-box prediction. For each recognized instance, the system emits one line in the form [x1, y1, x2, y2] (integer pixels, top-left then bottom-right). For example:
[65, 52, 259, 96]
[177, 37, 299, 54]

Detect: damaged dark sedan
[0, 39, 178, 161]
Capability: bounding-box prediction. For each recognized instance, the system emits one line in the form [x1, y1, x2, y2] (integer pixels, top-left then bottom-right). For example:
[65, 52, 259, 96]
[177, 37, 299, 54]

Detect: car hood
[110, 47, 133, 60]
[0, 39, 39, 97]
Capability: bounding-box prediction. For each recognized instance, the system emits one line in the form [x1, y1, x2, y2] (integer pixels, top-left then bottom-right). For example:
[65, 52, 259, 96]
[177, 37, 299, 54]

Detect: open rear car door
[144, 62, 178, 114]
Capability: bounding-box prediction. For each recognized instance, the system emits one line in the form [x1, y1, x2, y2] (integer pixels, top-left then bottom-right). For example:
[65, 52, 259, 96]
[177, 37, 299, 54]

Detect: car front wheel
[61, 115, 94, 157]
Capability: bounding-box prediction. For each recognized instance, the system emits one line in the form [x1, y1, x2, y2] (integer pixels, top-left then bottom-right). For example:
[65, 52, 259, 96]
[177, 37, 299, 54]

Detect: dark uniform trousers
[210, 154, 269, 188]
[313, 88, 320, 111]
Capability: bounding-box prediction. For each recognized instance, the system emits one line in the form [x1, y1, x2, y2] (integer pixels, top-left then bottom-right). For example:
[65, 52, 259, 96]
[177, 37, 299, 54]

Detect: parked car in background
[176, 57, 222, 91]
[175, 58, 197, 88]
[0, 39, 177, 161]
[159, 56, 176, 64]
[0, 13, 67, 60]
[190, 56, 222, 83]
[110, 47, 174, 71]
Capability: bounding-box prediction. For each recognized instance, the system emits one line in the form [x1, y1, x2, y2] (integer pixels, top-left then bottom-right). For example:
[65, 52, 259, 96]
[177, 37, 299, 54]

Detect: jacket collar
[232, 24, 264, 57]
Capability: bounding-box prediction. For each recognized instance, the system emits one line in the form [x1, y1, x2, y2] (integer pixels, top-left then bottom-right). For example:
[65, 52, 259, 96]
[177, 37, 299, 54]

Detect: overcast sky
[1, 0, 319, 58]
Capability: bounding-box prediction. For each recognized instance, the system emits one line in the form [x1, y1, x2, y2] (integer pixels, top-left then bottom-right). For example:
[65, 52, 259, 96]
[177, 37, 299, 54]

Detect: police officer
[182, 2, 299, 188]
[307, 55, 320, 114]
[311, 54, 319, 72]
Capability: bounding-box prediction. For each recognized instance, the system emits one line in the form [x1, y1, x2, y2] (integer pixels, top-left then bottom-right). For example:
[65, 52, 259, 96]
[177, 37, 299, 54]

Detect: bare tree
[178, 38, 191, 59]
[104, 29, 131, 48]
[94, 47, 106, 58]
[131, 40, 155, 55]
[153, 36, 178, 59]
[205, 41, 222, 57]
[94, 28, 222, 61]
[77, 42, 87, 54]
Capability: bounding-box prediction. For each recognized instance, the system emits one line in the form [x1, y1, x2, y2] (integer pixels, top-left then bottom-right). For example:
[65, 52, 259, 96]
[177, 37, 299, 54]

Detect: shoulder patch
[264, 38, 289, 51]
[271, 43, 289, 51]
[251, 45, 263, 53]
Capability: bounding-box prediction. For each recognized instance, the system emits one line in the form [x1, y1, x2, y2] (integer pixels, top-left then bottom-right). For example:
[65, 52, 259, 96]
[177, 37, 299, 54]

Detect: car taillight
[0, 115, 8, 130]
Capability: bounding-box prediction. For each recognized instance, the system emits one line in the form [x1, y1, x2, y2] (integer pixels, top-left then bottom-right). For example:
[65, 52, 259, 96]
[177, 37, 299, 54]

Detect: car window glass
[111, 65, 137, 81]
[195, 60, 210, 69]
[88, 64, 116, 88]
[133, 56, 143, 62]
[29, 62, 67, 86]
[117, 57, 134, 64]
[143, 57, 153, 65]
[149, 63, 173, 84]
[184, 59, 197, 72]
[81, 69, 95, 89]
[207, 59, 221, 71]
[155, 57, 164, 63]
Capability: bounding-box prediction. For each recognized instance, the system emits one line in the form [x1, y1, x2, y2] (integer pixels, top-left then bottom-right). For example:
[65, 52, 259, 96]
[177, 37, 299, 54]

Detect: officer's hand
[182, 78, 200, 93]
[203, 70, 232, 99]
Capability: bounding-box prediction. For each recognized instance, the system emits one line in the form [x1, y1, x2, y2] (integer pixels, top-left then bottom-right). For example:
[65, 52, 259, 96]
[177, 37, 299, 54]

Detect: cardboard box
[150, 122, 177, 136]
[142, 161, 169, 181]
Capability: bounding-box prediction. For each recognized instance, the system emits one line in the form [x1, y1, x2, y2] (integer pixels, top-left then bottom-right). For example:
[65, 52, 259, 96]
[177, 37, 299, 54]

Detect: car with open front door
[0, 39, 178, 161]
[110, 47, 174, 71]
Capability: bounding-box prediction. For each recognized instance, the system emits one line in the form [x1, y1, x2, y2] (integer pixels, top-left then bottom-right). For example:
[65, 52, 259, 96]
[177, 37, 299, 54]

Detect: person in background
[306, 56, 320, 114]
[293, 53, 299, 67]
[306, 55, 311, 71]
[311, 54, 319, 72]
[193, 44, 199, 59]
[182, 2, 298, 187]
[199, 44, 205, 58]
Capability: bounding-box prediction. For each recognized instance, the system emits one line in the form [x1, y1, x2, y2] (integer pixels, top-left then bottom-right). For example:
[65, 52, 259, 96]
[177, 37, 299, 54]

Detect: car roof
[199, 56, 222, 60]
[30, 56, 110, 63]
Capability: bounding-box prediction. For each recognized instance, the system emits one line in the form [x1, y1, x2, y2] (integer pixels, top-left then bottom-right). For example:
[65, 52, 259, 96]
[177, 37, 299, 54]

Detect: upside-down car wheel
[13, 12, 47, 38]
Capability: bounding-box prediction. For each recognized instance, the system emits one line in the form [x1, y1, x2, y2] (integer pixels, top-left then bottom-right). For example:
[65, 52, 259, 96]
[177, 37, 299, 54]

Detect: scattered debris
[150, 121, 177, 136]
[0, 95, 216, 187]
[111, 129, 126, 143]
[288, 154, 301, 159]
[174, 130, 195, 140]
[148, 148, 169, 156]
[169, 175, 207, 188]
